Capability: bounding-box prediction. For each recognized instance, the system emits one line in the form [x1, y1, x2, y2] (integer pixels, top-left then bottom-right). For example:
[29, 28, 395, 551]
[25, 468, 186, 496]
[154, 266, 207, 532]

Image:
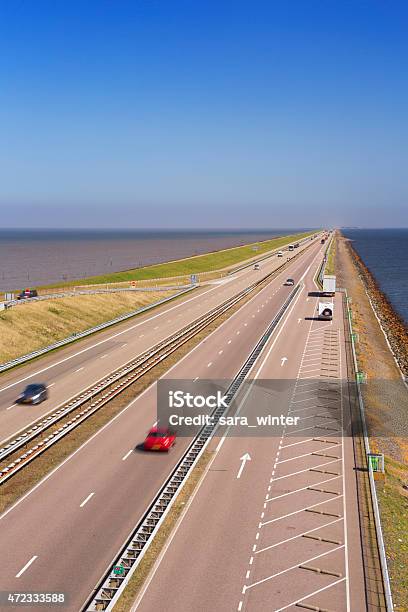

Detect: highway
[0, 236, 316, 445]
[0, 239, 326, 610]
[132, 251, 368, 611]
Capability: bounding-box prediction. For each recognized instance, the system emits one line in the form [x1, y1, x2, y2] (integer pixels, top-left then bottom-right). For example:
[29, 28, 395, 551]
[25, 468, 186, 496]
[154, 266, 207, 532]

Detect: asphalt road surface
[133, 253, 367, 612]
[0, 239, 326, 611]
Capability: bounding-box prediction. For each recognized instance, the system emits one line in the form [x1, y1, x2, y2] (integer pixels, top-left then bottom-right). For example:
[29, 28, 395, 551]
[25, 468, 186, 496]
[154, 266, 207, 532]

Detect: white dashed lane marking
[80, 492, 95, 508]
[15, 555, 37, 578]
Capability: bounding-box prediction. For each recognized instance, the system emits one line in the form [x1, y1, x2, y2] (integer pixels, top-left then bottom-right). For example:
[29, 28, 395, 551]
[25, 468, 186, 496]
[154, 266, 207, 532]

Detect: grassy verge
[34, 270, 224, 296]
[112, 449, 213, 612]
[0, 290, 174, 363]
[40, 232, 314, 289]
[325, 235, 336, 275]
[376, 457, 408, 611]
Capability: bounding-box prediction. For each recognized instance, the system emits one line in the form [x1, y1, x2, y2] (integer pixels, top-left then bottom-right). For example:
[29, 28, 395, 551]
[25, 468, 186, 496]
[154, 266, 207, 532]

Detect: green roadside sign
[113, 565, 125, 576]
[368, 453, 384, 473]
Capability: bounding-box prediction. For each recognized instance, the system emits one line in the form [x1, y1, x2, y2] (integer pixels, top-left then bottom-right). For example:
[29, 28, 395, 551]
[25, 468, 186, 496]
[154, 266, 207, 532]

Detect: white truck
[322, 274, 336, 296]
[318, 301, 333, 320]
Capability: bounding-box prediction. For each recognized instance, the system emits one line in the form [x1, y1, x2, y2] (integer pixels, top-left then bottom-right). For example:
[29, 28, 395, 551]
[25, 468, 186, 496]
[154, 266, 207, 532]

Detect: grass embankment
[325, 235, 336, 275]
[0, 291, 173, 364]
[42, 232, 314, 290]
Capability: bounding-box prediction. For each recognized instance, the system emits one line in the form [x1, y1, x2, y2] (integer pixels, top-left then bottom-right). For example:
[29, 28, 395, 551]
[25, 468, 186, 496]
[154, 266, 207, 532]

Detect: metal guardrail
[0, 286, 195, 374]
[84, 284, 301, 611]
[1, 284, 189, 309]
[343, 289, 394, 611]
[0, 257, 300, 483]
[315, 235, 333, 289]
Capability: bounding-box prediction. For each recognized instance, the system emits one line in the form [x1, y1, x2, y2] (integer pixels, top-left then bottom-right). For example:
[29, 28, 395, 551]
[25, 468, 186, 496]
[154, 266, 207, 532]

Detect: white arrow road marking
[298, 318, 302, 324]
[237, 453, 251, 479]
[281, 357, 288, 366]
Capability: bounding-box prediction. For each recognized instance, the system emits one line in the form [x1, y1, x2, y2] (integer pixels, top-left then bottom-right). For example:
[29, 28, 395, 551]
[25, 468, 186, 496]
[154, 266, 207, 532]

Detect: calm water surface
[342, 229, 408, 324]
[0, 228, 308, 291]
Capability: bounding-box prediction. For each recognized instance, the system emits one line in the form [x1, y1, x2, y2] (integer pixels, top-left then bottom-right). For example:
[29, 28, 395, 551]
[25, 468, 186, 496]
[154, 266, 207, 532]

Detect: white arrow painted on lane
[281, 357, 288, 366]
[237, 453, 251, 479]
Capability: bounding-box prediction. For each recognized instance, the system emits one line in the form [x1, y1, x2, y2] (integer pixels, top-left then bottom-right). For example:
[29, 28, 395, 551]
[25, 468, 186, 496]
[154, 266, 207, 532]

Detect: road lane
[0, 241, 326, 611]
[0, 237, 320, 443]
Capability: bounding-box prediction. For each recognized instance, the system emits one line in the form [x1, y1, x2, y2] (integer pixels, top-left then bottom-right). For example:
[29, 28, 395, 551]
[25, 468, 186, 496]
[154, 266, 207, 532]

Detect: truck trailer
[322, 275, 336, 296]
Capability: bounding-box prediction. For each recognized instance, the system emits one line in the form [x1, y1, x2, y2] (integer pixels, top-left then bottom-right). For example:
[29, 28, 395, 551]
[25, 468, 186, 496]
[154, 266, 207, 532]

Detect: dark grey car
[17, 383, 48, 405]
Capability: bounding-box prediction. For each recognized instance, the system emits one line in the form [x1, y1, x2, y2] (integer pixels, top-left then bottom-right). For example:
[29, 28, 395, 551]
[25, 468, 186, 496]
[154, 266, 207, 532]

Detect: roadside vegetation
[324, 234, 336, 275]
[40, 232, 314, 289]
[0, 290, 174, 364]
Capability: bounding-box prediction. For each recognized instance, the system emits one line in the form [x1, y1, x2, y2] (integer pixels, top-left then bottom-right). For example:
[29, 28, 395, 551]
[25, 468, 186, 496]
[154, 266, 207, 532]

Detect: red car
[143, 427, 176, 452]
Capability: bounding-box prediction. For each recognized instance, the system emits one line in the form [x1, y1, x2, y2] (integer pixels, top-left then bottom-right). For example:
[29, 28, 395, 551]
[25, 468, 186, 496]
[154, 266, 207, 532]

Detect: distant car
[143, 427, 176, 452]
[277, 251, 283, 257]
[17, 288, 38, 300]
[285, 278, 295, 286]
[16, 383, 48, 405]
[253, 263, 260, 270]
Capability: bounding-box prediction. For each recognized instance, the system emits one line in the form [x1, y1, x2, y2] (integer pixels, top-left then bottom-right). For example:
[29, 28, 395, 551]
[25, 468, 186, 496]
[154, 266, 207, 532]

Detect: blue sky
[0, 0, 407, 228]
